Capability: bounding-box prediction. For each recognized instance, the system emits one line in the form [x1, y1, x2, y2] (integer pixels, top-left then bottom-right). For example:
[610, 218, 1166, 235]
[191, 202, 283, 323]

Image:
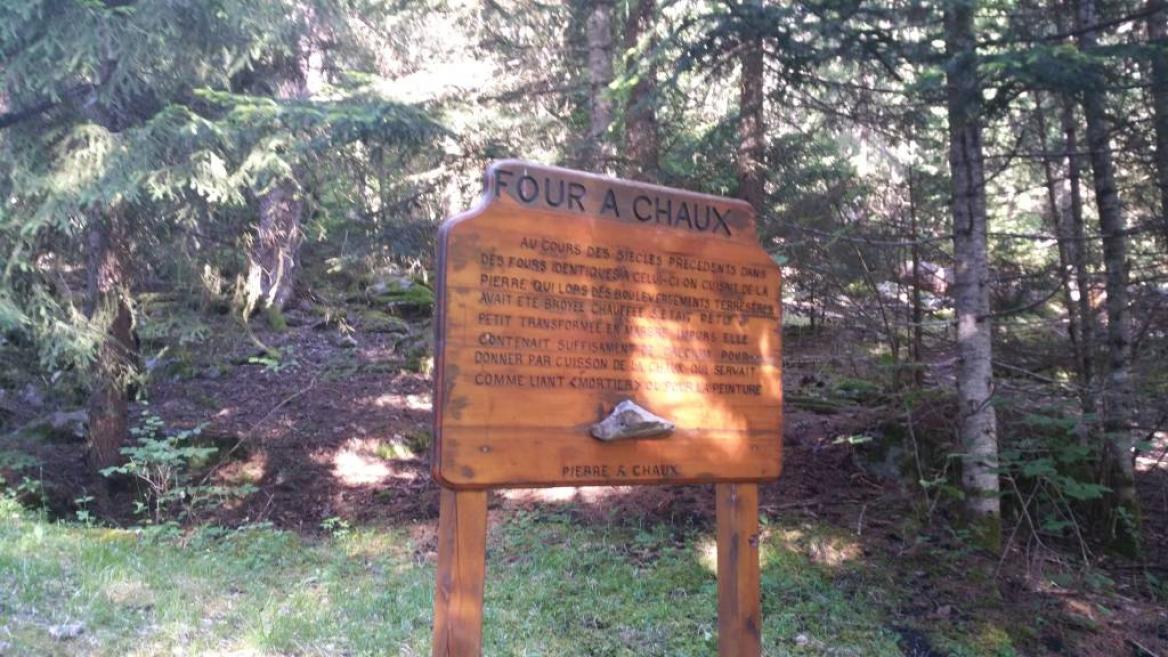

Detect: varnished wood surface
[434, 161, 783, 488]
[716, 482, 762, 657]
[432, 488, 487, 657]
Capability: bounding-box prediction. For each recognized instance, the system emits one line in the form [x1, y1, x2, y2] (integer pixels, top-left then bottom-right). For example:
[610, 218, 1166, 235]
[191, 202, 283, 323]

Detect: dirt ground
[23, 314, 1168, 657]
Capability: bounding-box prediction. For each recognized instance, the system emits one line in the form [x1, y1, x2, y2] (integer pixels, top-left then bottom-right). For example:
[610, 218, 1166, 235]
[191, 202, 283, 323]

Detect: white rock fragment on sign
[590, 400, 674, 442]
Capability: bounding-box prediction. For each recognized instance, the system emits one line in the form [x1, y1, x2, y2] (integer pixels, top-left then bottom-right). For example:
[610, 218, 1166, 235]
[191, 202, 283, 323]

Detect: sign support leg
[716, 482, 762, 657]
[432, 487, 488, 657]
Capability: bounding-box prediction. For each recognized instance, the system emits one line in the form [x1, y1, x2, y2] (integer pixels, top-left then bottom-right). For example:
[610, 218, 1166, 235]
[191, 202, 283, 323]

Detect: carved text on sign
[433, 161, 783, 488]
[490, 167, 733, 235]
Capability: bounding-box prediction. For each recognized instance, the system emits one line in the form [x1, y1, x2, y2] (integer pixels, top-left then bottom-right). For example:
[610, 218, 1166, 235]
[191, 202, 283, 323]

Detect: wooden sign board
[433, 161, 784, 489]
[430, 161, 783, 657]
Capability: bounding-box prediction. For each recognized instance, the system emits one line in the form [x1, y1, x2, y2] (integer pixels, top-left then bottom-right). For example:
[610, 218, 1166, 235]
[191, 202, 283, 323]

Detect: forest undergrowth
[4, 1, 1168, 652]
[1, 289, 1165, 657]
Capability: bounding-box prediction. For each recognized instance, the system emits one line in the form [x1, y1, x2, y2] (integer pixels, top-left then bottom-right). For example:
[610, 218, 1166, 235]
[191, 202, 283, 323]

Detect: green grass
[0, 496, 992, 656]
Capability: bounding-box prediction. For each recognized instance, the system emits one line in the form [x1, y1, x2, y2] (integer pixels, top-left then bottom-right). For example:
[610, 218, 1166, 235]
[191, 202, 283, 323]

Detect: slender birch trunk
[944, 0, 1001, 547]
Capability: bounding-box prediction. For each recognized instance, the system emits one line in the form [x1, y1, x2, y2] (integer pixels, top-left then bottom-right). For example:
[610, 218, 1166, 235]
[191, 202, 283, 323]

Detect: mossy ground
[0, 497, 985, 657]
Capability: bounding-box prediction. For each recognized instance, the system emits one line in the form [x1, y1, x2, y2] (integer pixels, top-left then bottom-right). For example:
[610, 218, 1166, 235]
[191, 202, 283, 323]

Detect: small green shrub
[320, 515, 351, 537]
[0, 472, 46, 511]
[247, 347, 299, 373]
[405, 429, 431, 454]
[101, 410, 254, 523]
[0, 448, 40, 472]
[997, 409, 1111, 556]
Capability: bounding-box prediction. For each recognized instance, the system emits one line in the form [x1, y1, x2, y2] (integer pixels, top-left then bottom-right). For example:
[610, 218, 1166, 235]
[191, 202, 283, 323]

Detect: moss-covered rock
[368, 278, 434, 318]
[360, 310, 410, 334]
[149, 347, 201, 381]
[394, 324, 434, 374]
[13, 410, 87, 444]
[321, 254, 369, 292]
[832, 377, 885, 405]
[849, 423, 911, 482]
[358, 360, 398, 375]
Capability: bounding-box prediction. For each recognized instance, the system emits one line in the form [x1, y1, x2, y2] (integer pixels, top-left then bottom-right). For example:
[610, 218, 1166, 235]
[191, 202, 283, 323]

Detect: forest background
[1, 0, 1167, 655]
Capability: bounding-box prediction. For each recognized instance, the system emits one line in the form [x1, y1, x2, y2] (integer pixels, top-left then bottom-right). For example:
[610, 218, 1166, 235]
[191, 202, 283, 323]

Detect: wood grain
[716, 482, 762, 657]
[432, 488, 488, 657]
[434, 161, 783, 489]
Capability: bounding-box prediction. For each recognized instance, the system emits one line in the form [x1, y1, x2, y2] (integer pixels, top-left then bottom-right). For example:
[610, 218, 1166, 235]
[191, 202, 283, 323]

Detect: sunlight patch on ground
[774, 527, 805, 544]
[770, 527, 861, 567]
[371, 392, 432, 411]
[404, 394, 431, 411]
[1135, 431, 1167, 472]
[499, 485, 634, 504]
[806, 535, 861, 567]
[338, 529, 416, 565]
[102, 578, 153, 607]
[93, 528, 137, 545]
[218, 451, 267, 487]
[694, 533, 785, 575]
[695, 535, 717, 574]
[389, 467, 419, 481]
[331, 438, 393, 486]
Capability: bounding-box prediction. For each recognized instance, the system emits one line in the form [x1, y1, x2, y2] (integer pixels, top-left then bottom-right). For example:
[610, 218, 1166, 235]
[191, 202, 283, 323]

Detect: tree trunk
[85, 210, 135, 491]
[245, 23, 322, 317]
[1060, 100, 1096, 413]
[1148, 0, 1168, 242]
[247, 160, 307, 320]
[1034, 95, 1085, 392]
[246, 182, 304, 316]
[737, 28, 765, 213]
[1075, 0, 1140, 548]
[622, 0, 659, 183]
[908, 169, 924, 387]
[586, 0, 614, 171]
[944, 0, 1001, 548]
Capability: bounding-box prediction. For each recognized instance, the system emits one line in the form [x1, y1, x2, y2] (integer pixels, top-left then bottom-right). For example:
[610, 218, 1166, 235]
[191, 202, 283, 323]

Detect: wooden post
[716, 482, 762, 657]
[432, 488, 488, 657]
